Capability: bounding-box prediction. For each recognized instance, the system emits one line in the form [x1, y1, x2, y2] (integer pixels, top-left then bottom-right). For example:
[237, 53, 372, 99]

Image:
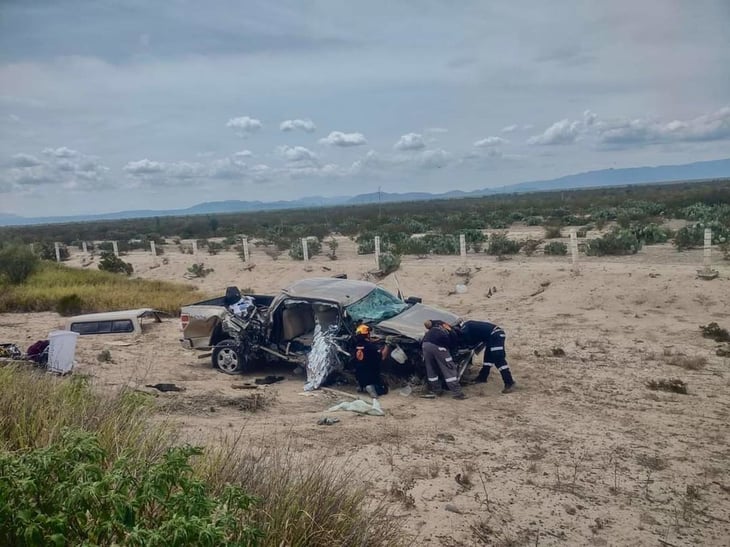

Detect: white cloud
[501, 124, 518, 133]
[234, 150, 253, 158]
[11, 153, 44, 168]
[394, 132, 426, 151]
[597, 106, 730, 146]
[527, 119, 583, 145]
[280, 118, 316, 132]
[226, 116, 263, 134]
[123, 159, 165, 174]
[42, 146, 78, 158]
[474, 136, 508, 147]
[277, 145, 318, 163]
[319, 131, 367, 147]
[527, 110, 597, 145]
[418, 148, 452, 169]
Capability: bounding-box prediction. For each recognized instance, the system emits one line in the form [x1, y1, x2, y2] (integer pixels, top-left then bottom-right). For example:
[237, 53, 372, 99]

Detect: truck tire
[212, 339, 247, 374]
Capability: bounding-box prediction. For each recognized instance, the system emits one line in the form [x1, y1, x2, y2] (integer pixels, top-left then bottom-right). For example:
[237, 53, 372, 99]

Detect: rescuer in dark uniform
[352, 324, 389, 397]
[458, 319, 516, 393]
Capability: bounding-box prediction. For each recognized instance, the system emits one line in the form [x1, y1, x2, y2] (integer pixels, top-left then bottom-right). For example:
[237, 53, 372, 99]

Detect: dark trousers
[478, 328, 514, 386]
[422, 342, 464, 397]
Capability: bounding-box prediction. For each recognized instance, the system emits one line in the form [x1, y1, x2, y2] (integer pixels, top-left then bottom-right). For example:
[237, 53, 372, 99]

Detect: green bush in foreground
[0, 365, 402, 547]
[0, 430, 261, 547]
[0, 245, 39, 284]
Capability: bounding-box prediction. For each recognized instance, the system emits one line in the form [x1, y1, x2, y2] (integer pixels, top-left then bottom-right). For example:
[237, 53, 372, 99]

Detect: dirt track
[2, 236, 729, 546]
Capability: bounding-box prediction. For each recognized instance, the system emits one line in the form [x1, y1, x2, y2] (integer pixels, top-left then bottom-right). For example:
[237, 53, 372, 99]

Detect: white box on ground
[48, 330, 79, 374]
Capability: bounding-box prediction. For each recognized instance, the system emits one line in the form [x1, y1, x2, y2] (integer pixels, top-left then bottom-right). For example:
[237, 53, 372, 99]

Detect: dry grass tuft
[0, 262, 203, 315]
[646, 378, 688, 394]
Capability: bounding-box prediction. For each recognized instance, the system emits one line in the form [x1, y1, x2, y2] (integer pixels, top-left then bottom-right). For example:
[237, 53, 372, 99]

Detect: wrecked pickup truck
[180, 277, 484, 377]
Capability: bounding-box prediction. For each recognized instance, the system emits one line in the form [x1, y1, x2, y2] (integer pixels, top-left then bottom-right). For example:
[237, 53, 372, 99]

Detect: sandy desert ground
[2, 230, 729, 546]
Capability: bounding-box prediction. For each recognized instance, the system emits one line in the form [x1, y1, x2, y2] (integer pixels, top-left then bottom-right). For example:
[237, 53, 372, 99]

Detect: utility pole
[378, 186, 382, 220]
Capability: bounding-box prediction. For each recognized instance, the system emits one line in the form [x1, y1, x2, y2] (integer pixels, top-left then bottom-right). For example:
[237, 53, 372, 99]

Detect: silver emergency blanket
[303, 323, 340, 391]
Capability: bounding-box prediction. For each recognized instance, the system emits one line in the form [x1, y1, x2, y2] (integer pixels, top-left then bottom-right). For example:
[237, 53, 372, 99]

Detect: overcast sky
[1, 0, 729, 216]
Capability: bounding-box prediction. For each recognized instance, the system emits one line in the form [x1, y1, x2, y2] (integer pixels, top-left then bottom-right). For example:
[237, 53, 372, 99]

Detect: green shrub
[486, 233, 522, 255]
[98, 251, 134, 276]
[289, 237, 322, 260]
[544, 241, 568, 255]
[56, 294, 83, 316]
[34, 242, 69, 262]
[0, 429, 261, 546]
[543, 225, 563, 239]
[522, 239, 543, 257]
[396, 237, 430, 256]
[674, 222, 730, 251]
[187, 263, 213, 278]
[525, 216, 544, 226]
[378, 252, 401, 275]
[586, 229, 642, 256]
[632, 223, 672, 245]
[207, 241, 225, 255]
[0, 245, 39, 284]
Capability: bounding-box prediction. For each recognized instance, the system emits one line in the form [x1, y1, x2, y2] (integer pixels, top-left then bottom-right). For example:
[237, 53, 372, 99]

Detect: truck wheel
[212, 340, 246, 374]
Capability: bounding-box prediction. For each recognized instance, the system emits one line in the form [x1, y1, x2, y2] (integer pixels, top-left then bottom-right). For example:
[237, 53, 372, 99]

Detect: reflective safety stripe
[428, 376, 439, 382]
[445, 377, 458, 383]
[498, 365, 510, 371]
[445, 357, 453, 362]
[483, 363, 494, 368]
[490, 346, 504, 351]
[438, 347, 448, 352]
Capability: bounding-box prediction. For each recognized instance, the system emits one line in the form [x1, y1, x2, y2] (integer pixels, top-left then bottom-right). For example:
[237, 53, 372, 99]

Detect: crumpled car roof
[377, 303, 459, 341]
[281, 278, 375, 306]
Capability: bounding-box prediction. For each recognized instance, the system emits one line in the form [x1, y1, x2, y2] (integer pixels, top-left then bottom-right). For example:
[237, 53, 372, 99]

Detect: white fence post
[459, 233, 467, 259]
[242, 237, 250, 262]
[191, 240, 198, 256]
[570, 229, 579, 272]
[112, 241, 119, 257]
[150, 241, 156, 256]
[301, 238, 309, 261]
[29, 243, 34, 254]
[374, 236, 381, 270]
[54, 242, 61, 262]
[704, 228, 712, 269]
[82, 241, 88, 254]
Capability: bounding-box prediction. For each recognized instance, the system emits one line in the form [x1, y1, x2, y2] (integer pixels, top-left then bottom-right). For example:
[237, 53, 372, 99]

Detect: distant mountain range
[1, 158, 729, 227]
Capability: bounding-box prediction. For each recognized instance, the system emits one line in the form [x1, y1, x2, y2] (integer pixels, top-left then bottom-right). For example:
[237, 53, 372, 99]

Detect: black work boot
[474, 366, 490, 383]
[498, 366, 514, 390]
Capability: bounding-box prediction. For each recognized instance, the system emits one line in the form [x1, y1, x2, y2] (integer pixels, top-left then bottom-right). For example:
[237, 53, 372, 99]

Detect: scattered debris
[436, 433, 455, 443]
[231, 383, 259, 390]
[444, 504, 463, 514]
[717, 346, 730, 357]
[242, 263, 256, 271]
[455, 473, 472, 490]
[530, 280, 551, 297]
[646, 378, 688, 395]
[399, 385, 413, 396]
[700, 322, 730, 342]
[145, 383, 185, 392]
[254, 375, 285, 385]
[317, 416, 340, 426]
[648, 272, 660, 278]
[328, 398, 385, 416]
[96, 349, 112, 363]
[551, 347, 566, 357]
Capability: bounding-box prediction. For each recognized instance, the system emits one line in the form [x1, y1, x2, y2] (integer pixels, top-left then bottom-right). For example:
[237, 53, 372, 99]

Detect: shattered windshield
[345, 287, 408, 323]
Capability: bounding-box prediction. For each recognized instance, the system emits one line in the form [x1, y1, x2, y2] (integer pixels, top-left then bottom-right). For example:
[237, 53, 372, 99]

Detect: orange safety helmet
[355, 324, 371, 336]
